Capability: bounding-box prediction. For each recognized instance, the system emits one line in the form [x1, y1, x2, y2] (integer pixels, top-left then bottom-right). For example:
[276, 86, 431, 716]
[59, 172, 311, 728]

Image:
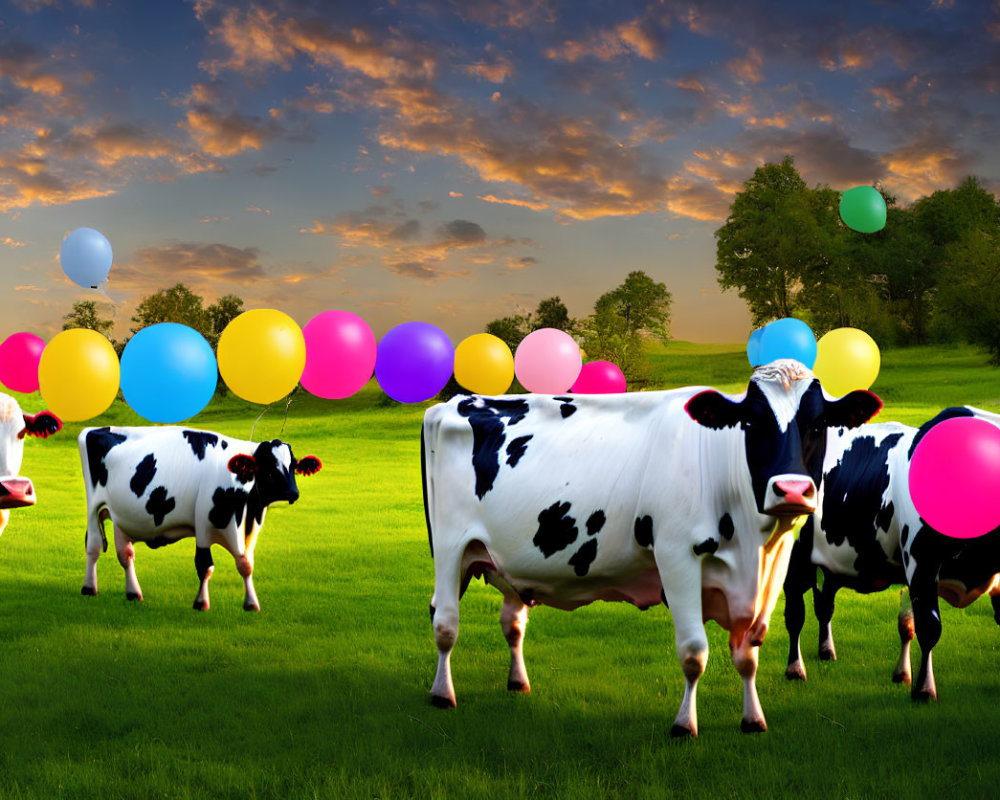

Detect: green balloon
[839, 186, 887, 233]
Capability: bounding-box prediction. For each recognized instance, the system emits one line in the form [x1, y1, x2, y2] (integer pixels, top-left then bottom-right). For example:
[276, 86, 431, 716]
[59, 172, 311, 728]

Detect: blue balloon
[747, 327, 765, 366]
[60, 227, 113, 289]
[375, 321, 454, 403]
[121, 323, 217, 423]
[757, 318, 817, 369]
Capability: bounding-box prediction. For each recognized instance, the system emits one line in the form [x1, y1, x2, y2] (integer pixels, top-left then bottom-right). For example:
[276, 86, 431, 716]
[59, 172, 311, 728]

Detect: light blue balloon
[747, 327, 765, 366]
[121, 323, 217, 423]
[757, 318, 817, 369]
[60, 227, 113, 289]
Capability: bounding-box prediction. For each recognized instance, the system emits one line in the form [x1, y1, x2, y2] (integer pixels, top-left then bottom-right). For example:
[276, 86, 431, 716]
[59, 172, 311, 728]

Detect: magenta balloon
[514, 328, 582, 393]
[0, 332, 46, 393]
[571, 361, 627, 394]
[375, 321, 454, 403]
[300, 310, 377, 399]
[908, 416, 1000, 538]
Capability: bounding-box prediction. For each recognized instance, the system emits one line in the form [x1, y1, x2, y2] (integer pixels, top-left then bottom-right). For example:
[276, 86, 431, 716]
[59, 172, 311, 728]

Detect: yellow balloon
[813, 327, 880, 397]
[217, 309, 306, 404]
[454, 333, 514, 395]
[39, 329, 120, 421]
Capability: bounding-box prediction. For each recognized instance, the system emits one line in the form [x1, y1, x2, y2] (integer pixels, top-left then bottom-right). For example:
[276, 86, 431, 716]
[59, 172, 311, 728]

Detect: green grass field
[3, 343, 1000, 799]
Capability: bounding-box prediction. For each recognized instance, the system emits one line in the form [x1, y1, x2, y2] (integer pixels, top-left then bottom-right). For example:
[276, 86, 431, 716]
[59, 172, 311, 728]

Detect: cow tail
[421, 425, 434, 558]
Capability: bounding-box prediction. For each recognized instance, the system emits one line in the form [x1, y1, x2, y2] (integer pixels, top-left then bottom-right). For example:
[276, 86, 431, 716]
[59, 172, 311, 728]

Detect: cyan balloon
[121, 323, 217, 423]
[60, 227, 113, 289]
[757, 318, 817, 368]
[746, 327, 765, 367]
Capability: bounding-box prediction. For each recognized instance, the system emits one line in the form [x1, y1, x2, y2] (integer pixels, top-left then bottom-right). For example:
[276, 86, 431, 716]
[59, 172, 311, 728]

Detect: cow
[78, 426, 321, 610]
[0, 392, 62, 538]
[783, 405, 1000, 702]
[421, 360, 881, 736]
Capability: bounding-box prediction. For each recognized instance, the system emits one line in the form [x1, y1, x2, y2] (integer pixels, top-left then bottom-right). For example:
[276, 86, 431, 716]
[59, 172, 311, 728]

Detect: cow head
[685, 359, 881, 518]
[226, 440, 322, 506]
[0, 394, 62, 512]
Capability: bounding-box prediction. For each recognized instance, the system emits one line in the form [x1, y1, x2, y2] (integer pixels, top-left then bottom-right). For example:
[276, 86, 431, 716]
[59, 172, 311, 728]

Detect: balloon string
[249, 404, 270, 444]
[247, 386, 297, 443]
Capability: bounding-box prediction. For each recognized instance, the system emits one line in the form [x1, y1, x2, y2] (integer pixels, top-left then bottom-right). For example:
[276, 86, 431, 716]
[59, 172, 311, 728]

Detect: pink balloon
[514, 328, 582, 393]
[908, 416, 1000, 538]
[571, 361, 627, 394]
[300, 310, 377, 399]
[0, 332, 46, 393]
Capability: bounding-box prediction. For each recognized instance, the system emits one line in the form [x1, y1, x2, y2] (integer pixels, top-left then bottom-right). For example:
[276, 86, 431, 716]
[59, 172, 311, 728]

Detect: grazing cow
[0, 392, 62, 538]
[78, 426, 321, 610]
[422, 360, 881, 736]
[784, 405, 1000, 702]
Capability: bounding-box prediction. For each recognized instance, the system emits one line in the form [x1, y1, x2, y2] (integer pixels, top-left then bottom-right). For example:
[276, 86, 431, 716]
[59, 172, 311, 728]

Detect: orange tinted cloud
[728, 48, 764, 84]
[114, 242, 266, 290]
[545, 16, 664, 62]
[1, 237, 27, 247]
[477, 194, 550, 211]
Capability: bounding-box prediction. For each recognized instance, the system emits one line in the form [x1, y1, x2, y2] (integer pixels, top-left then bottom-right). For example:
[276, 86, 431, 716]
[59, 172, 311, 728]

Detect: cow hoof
[243, 602, 261, 612]
[81, 585, 97, 596]
[126, 591, 143, 602]
[892, 670, 911, 685]
[192, 600, 209, 611]
[507, 680, 530, 694]
[669, 724, 696, 739]
[911, 689, 937, 702]
[818, 648, 837, 661]
[785, 663, 807, 681]
[741, 719, 767, 734]
[430, 694, 456, 709]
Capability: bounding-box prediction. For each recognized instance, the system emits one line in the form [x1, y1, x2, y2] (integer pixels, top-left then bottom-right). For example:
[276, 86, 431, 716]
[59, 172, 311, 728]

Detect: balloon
[38, 329, 119, 421]
[375, 322, 454, 403]
[454, 333, 514, 395]
[217, 310, 306, 404]
[757, 318, 817, 368]
[0, 332, 46, 393]
[301, 310, 377, 399]
[813, 327, 880, 397]
[514, 328, 582, 393]
[747, 327, 765, 367]
[839, 186, 887, 234]
[571, 361, 626, 394]
[908, 416, 1000, 538]
[60, 227, 113, 288]
[120, 323, 217, 423]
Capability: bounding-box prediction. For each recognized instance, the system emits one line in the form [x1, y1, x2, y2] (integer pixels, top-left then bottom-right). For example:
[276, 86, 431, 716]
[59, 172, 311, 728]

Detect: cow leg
[235, 553, 259, 612]
[500, 596, 530, 693]
[113, 523, 142, 602]
[892, 588, 914, 685]
[910, 579, 941, 702]
[430, 545, 465, 708]
[193, 546, 214, 611]
[731, 637, 766, 733]
[82, 508, 107, 596]
[814, 575, 839, 661]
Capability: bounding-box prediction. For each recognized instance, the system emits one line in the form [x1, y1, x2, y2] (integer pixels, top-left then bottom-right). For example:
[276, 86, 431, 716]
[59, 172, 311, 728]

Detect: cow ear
[294, 456, 322, 476]
[228, 454, 257, 484]
[23, 412, 62, 439]
[685, 390, 743, 430]
[826, 390, 882, 429]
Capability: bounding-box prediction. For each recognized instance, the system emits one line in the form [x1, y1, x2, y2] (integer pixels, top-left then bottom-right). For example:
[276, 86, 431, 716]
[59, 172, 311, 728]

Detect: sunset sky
[2, 0, 999, 345]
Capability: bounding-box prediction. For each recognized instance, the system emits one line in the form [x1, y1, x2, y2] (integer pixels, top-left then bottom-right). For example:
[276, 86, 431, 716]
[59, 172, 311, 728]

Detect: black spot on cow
[693, 538, 719, 556]
[221, 440, 228, 450]
[183, 430, 220, 460]
[634, 515, 653, 548]
[908, 407, 974, 460]
[553, 397, 577, 418]
[145, 535, 178, 549]
[586, 510, 606, 537]
[457, 398, 530, 499]
[533, 501, 578, 557]
[130, 454, 157, 498]
[195, 546, 214, 580]
[85, 428, 128, 488]
[821, 433, 906, 585]
[876, 500, 895, 533]
[568, 539, 598, 576]
[718, 513, 735, 540]
[505, 435, 533, 468]
[208, 486, 248, 531]
[145, 487, 176, 527]
[901, 525, 910, 548]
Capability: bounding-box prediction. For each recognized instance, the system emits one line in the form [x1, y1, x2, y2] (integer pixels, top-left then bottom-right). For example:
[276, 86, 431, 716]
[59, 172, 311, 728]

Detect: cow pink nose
[774, 480, 814, 503]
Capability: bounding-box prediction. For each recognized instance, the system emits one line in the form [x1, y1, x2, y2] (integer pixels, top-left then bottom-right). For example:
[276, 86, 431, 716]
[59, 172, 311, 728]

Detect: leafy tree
[131, 283, 210, 337]
[205, 294, 244, 347]
[532, 297, 573, 333]
[483, 297, 576, 354]
[63, 300, 115, 337]
[484, 314, 530, 353]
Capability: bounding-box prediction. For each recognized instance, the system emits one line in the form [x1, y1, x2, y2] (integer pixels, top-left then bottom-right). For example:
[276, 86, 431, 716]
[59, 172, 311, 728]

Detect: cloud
[448, 0, 558, 29]
[728, 48, 764, 84]
[460, 53, 514, 83]
[545, 15, 666, 62]
[438, 219, 486, 243]
[115, 242, 267, 289]
[477, 194, 550, 210]
[1, 237, 28, 247]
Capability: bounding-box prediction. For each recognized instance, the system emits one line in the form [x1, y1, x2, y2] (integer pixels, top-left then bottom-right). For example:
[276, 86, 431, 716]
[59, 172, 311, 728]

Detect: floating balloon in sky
[300, 310, 377, 399]
[839, 186, 887, 234]
[60, 227, 113, 289]
[571, 360, 626, 394]
[813, 327, 880, 397]
[375, 321, 454, 403]
[746, 327, 765, 367]
[38, 328, 119, 421]
[217, 309, 306, 404]
[454, 333, 514, 395]
[757, 318, 817, 369]
[0, 332, 46, 393]
[514, 328, 582, 394]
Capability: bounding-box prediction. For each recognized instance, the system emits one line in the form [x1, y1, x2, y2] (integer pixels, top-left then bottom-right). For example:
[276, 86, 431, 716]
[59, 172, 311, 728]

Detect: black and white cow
[784, 405, 1000, 701]
[0, 392, 62, 538]
[422, 360, 881, 736]
[78, 426, 321, 610]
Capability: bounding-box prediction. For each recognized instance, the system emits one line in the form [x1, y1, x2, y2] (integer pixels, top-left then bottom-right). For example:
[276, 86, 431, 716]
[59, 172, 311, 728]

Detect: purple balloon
[375, 321, 454, 403]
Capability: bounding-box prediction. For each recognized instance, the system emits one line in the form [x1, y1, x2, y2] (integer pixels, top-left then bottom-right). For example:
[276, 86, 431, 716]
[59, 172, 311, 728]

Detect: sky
[1, 0, 999, 346]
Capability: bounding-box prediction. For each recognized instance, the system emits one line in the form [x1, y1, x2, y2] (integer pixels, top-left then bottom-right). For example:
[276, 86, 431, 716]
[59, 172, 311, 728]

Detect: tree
[484, 314, 530, 353]
[532, 297, 573, 333]
[131, 283, 210, 337]
[63, 300, 115, 337]
[205, 294, 244, 347]
[483, 297, 576, 353]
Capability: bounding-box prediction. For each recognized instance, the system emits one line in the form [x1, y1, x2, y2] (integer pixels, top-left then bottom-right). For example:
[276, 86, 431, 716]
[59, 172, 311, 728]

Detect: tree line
[715, 156, 1000, 361]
